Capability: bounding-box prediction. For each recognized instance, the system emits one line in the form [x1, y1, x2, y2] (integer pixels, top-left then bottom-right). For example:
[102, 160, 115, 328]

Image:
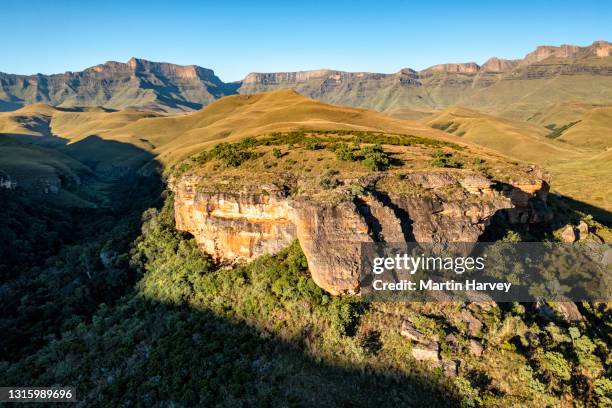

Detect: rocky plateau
[172, 170, 552, 294]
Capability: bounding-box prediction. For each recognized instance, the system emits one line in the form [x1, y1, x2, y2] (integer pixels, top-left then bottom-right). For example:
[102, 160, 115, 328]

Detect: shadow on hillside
[1, 132, 158, 197]
[0, 100, 23, 112]
[136, 78, 241, 111]
[551, 194, 612, 226]
[65, 294, 463, 407]
[0, 133, 164, 357]
[480, 188, 612, 242]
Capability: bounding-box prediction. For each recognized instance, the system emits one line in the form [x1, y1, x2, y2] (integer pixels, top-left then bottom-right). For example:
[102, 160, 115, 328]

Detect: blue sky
[2, 1, 611, 81]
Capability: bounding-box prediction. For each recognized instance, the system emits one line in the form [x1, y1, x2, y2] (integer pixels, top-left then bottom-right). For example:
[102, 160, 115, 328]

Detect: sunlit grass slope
[103, 90, 462, 164]
[425, 106, 611, 213]
[557, 107, 612, 150]
[425, 106, 583, 164]
[1, 91, 609, 214]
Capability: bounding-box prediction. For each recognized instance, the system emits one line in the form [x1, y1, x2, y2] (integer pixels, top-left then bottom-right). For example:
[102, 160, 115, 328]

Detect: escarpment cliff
[173, 176, 296, 261]
[171, 171, 551, 294]
[1, 41, 610, 114]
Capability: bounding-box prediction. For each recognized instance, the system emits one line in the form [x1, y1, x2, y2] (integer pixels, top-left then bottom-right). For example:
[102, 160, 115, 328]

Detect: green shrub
[350, 184, 365, 196]
[431, 150, 462, 168]
[328, 297, 362, 336]
[593, 377, 612, 407]
[304, 139, 323, 150]
[335, 143, 356, 161]
[453, 376, 482, 408]
[536, 351, 572, 383]
[209, 142, 256, 167]
[361, 145, 390, 171]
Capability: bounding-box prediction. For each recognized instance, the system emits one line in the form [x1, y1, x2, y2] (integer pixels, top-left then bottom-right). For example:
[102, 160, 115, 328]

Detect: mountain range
[1, 41, 611, 117]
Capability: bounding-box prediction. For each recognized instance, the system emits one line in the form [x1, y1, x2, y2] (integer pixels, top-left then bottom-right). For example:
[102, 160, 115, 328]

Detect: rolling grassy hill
[102, 90, 463, 165]
[0, 91, 469, 206]
[1, 91, 461, 164]
[424, 106, 611, 216]
[425, 106, 583, 164]
[556, 106, 612, 150]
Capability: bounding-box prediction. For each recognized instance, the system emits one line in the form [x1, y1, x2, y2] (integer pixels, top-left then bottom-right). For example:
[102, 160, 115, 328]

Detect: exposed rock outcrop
[172, 171, 551, 294]
[468, 339, 484, 356]
[521, 40, 612, 65]
[412, 341, 440, 362]
[481, 58, 520, 73]
[420, 63, 480, 75]
[173, 176, 296, 262]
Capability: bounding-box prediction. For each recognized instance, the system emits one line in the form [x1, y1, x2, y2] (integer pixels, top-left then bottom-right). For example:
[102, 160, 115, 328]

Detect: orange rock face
[173, 176, 296, 262]
[171, 172, 552, 295]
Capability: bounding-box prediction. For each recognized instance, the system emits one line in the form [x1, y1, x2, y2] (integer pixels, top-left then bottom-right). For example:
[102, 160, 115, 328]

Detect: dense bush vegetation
[333, 142, 391, 171]
[0, 175, 162, 361]
[361, 144, 391, 171]
[2, 158, 610, 406]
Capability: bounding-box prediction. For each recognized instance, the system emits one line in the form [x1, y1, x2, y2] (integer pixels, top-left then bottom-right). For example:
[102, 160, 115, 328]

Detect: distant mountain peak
[481, 57, 520, 72]
[82, 57, 219, 82]
[420, 62, 480, 74]
[522, 40, 612, 64]
[243, 69, 338, 85]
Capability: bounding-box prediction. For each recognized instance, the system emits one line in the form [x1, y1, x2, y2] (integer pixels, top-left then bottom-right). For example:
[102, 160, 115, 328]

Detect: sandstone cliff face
[420, 63, 480, 75]
[481, 58, 520, 73]
[521, 40, 612, 64]
[172, 172, 551, 295]
[173, 176, 296, 261]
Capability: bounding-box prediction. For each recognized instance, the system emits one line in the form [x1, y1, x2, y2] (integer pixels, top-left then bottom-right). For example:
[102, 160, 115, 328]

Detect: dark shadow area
[481, 181, 611, 241]
[0, 133, 163, 360]
[136, 75, 240, 111]
[372, 191, 417, 242]
[1, 132, 68, 147]
[0, 99, 24, 112]
[3, 294, 463, 407]
[354, 196, 384, 241]
[550, 194, 612, 227]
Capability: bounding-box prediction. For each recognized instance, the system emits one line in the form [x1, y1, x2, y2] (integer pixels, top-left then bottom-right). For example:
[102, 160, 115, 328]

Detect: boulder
[460, 309, 483, 337]
[441, 359, 459, 377]
[445, 334, 461, 352]
[536, 299, 582, 323]
[560, 225, 577, 243]
[400, 320, 431, 344]
[552, 301, 583, 323]
[412, 341, 440, 362]
[468, 339, 484, 357]
[577, 221, 589, 239]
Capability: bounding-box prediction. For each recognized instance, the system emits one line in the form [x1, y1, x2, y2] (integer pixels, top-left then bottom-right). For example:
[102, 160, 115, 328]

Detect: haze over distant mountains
[1, 41, 611, 117]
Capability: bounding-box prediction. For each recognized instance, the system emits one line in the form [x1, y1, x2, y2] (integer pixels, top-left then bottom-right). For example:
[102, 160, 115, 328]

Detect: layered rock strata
[172, 172, 551, 294]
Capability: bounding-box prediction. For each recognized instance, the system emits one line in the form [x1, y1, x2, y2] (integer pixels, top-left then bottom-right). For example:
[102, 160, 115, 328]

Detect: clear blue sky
[2, 1, 611, 81]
